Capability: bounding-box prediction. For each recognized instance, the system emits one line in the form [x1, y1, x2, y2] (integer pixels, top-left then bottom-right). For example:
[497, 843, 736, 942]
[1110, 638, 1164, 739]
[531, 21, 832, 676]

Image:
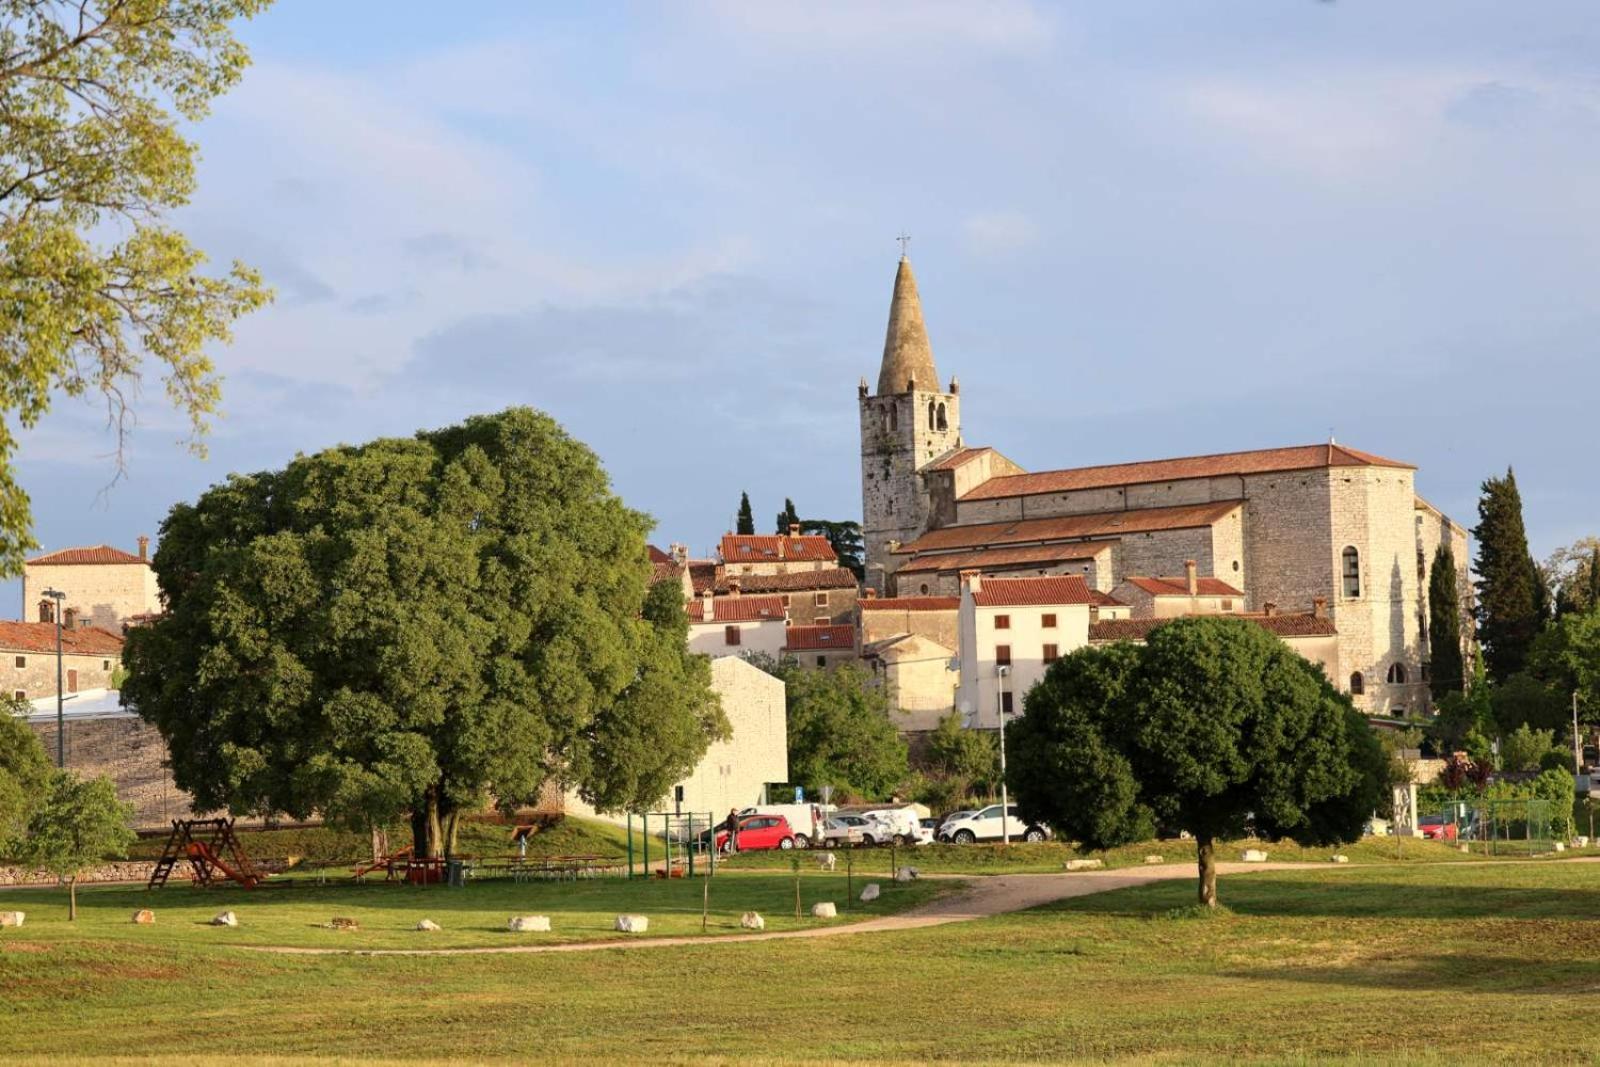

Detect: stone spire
[876, 255, 940, 396]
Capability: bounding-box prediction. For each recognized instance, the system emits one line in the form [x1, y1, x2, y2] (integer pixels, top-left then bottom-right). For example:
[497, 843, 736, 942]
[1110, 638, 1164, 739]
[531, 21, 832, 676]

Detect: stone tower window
[887, 404, 898, 432]
[936, 403, 948, 431]
[1350, 672, 1364, 695]
[927, 399, 936, 427]
[1342, 547, 1361, 597]
[1387, 663, 1408, 685]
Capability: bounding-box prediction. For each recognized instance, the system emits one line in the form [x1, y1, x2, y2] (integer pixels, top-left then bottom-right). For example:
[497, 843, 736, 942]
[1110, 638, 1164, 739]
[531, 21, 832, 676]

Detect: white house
[956, 572, 1098, 729]
[685, 589, 788, 660]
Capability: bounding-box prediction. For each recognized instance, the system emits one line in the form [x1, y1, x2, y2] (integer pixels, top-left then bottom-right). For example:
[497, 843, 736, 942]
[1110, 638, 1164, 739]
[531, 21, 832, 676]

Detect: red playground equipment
[147, 818, 264, 889]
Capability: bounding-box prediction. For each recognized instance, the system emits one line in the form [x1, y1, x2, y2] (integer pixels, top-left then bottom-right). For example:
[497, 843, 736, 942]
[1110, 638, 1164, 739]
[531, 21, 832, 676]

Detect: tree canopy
[1473, 469, 1543, 681]
[1006, 618, 1390, 907]
[0, 696, 53, 853]
[17, 770, 134, 919]
[925, 710, 1000, 797]
[122, 407, 724, 857]
[801, 518, 865, 579]
[746, 655, 907, 800]
[0, 0, 273, 574]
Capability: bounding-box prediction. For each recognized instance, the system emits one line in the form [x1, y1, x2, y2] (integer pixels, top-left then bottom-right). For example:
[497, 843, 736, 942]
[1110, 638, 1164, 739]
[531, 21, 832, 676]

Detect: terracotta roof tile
[859, 596, 959, 611]
[688, 561, 719, 594]
[719, 534, 836, 563]
[1089, 589, 1124, 607]
[646, 544, 673, 564]
[898, 501, 1240, 555]
[972, 576, 1099, 607]
[1122, 576, 1244, 597]
[784, 624, 857, 652]
[0, 622, 126, 656]
[926, 446, 992, 472]
[1088, 613, 1337, 642]
[718, 569, 858, 594]
[962, 443, 1413, 501]
[26, 545, 147, 566]
[686, 595, 787, 623]
[897, 541, 1114, 575]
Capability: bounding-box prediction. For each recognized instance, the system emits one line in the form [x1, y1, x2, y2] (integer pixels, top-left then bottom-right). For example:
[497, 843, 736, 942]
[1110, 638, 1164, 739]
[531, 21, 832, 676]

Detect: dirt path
[237, 860, 1316, 958]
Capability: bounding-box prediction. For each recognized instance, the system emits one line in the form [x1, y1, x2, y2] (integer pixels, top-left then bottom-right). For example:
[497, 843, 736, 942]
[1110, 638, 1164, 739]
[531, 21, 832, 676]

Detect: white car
[936, 810, 976, 842]
[941, 804, 1051, 844]
[861, 806, 934, 846]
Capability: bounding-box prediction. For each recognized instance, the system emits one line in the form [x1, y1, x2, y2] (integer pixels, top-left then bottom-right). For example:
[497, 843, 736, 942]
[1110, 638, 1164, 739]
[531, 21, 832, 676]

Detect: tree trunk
[1196, 835, 1218, 908]
[69, 875, 78, 922]
[410, 808, 428, 856]
[425, 790, 444, 860]
[442, 807, 460, 861]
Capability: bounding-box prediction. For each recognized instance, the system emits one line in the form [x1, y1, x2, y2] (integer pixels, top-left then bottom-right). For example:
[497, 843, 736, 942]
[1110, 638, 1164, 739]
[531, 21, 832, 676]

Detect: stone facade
[23, 542, 161, 631]
[862, 633, 958, 732]
[26, 711, 202, 829]
[5, 647, 119, 702]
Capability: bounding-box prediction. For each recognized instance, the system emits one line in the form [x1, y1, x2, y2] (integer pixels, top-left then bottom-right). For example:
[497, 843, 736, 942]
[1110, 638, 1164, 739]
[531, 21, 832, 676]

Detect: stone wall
[27, 714, 202, 829]
[5, 649, 119, 701]
[860, 387, 962, 593]
[860, 605, 959, 649]
[23, 561, 161, 631]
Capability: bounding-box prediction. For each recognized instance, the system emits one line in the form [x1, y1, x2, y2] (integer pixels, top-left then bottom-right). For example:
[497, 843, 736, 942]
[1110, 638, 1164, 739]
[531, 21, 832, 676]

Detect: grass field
[6, 858, 1600, 1063]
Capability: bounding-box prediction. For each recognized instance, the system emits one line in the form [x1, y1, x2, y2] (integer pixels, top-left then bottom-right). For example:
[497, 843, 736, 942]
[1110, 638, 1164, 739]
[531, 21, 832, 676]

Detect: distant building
[1, 621, 124, 702]
[685, 589, 788, 660]
[956, 574, 1098, 729]
[717, 528, 859, 625]
[783, 623, 857, 670]
[1110, 562, 1245, 619]
[858, 594, 960, 731]
[23, 538, 161, 632]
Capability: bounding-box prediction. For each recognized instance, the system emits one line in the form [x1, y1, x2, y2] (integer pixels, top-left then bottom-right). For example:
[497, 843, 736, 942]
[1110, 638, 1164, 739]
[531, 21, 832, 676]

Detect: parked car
[817, 816, 867, 849]
[936, 810, 976, 842]
[941, 804, 1051, 844]
[861, 805, 934, 846]
[824, 813, 886, 847]
[1418, 815, 1458, 841]
[715, 814, 797, 852]
[738, 804, 830, 848]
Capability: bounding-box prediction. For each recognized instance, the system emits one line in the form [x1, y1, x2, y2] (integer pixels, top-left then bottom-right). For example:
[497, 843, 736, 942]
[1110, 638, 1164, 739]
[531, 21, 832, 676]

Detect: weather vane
[897, 232, 911, 257]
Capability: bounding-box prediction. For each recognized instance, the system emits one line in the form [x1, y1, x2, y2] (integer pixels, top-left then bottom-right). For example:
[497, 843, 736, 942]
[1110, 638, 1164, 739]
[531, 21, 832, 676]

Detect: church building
[858, 255, 1472, 718]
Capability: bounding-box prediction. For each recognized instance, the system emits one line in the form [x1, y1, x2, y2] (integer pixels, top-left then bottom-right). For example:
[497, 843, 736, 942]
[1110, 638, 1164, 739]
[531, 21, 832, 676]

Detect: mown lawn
[0, 869, 941, 951]
[7, 860, 1600, 1063]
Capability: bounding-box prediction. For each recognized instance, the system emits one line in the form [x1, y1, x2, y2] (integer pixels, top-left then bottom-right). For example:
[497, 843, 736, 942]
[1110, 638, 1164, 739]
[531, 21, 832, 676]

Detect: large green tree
[925, 710, 1000, 797]
[801, 518, 865, 579]
[747, 655, 907, 799]
[1527, 610, 1600, 723]
[0, 696, 53, 853]
[735, 492, 755, 535]
[1547, 538, 1600, 617]
[1428, 544, 1466, 700]
[0, 1, 273, 575]
[1473, 469, 1543, 681]
[1006, 618, 1390, 907]
[17, 770, 134, 919]
[122, 408, 724, 858]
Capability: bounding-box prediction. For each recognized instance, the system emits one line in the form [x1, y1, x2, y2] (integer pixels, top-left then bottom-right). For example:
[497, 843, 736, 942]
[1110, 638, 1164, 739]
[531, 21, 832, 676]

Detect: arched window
[1341, 546, 1361, 597]
[936, 402, 948, 431]
[1387, 663, 1408, 685]
[37, 600, 53, 623]
[887, 403, 898, 431]
[927, 399, 936, 426]
[1349, 672, 1364, 695]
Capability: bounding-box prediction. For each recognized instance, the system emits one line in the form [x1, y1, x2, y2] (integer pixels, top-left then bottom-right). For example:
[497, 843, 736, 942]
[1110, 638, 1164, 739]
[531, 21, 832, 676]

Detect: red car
[716, 814, 797, 852]
[1418, 816, 1458, 841]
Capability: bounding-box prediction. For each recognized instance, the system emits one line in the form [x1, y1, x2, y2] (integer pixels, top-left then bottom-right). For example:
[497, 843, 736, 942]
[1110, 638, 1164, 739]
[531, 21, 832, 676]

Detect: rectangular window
[816, 656, 826, 668]
[814, 592, 828, 607]
[724, 625, 741, 646]
[781, 595, 790, 607]
[1043, 644, 1059, 663]
[995, 645, 1011, 666]
[1220, 599, 1233, 612]
[1001, 692, 1014, 715]
[1041, 614, 1056, 628]
[11, 690, 22, 701]
[103, 659, 111, 671]
[13, 655, 23, 669]
[995, 615, 1010, 630]
[814, 616, 830, 626]
[67, 669, 77, 693]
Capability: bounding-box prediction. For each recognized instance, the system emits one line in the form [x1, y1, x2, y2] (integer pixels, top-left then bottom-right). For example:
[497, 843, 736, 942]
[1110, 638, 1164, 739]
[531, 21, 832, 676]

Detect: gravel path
[237, 860, 1317, 958]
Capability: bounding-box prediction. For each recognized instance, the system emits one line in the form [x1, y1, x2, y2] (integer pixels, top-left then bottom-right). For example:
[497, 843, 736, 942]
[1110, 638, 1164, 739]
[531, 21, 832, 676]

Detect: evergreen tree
[1428, 544, 1465, 700]
[800, 519, 866, 579]
[774, 497, 801, 534]
[1590, 546, 1600, 614]
[1472, 468, 1542, 681]
[736, 492, 755, 535]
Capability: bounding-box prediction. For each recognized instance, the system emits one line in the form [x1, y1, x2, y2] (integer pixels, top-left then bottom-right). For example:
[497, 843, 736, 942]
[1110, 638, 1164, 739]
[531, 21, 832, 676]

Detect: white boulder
[131, 909, 155, 925]
[1241, 849, 1268, 863]
[211, 911, 238, 927]
[860, 882, 881, 903]
[1143, 855, 1164, 865]
[0, 911, 24, 928]
[1063, 859, 1104, 871]
[614, 914, 649, 933]
[1330, 855, 1349, 864]
[811, 902, 838, 919]
[815, 852, 837, 872]
[509, 915, 551, 933]
[893, 866, 919, 882]
[1553, 841, 1566, 853]
[416, 919, 441, 932]
[739, 911, 765, 931]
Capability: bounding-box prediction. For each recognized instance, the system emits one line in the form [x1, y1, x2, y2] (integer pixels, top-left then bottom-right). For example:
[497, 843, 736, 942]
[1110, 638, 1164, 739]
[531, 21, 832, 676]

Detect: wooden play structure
[147, 818, 264, 890]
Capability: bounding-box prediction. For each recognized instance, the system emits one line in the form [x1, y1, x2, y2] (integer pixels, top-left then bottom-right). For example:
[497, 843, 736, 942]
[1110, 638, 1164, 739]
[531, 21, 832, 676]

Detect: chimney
[669, 542, 687, 565]
[701, 588, 715, 620]
[137, 534, 150, 561]
[862, 588, 877, 600]
[1184, 560, 1198, 596]
[959, 568, 982, 595]
[1263, 602, 1277, 617]
[63, 606, 77, 629]
[788, 523, 801, 538]
[1312, 597, 1327, 619]
[727, 576, 742, 598]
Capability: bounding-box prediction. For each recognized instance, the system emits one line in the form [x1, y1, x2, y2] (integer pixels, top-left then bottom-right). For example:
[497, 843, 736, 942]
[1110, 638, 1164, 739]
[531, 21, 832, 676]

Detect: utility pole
[997, 664, 1011, 846]
[1576, 689, 1584, 776]
[42, 588, 66, 768]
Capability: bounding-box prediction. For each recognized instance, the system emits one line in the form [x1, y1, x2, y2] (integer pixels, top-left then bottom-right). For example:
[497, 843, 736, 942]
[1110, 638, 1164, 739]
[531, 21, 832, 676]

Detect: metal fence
[1435, 799, 1555, 856]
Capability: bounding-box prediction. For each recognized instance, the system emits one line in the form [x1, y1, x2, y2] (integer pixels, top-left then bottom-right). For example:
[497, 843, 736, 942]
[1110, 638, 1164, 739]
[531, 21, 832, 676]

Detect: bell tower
[858, 254, 962, 594]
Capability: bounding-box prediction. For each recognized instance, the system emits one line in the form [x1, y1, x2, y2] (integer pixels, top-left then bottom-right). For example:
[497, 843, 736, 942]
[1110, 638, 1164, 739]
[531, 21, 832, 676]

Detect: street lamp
[997, 664, 1011, 846]
[42, 588, 66, 768]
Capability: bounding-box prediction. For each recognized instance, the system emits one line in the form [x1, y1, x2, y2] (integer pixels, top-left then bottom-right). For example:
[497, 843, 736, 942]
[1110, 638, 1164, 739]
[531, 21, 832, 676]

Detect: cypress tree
[1428, 544, 1465, 700]
[774, 497, 800, 534]
[736, 492, 755, 535]
[1472, 468, 1542, 681]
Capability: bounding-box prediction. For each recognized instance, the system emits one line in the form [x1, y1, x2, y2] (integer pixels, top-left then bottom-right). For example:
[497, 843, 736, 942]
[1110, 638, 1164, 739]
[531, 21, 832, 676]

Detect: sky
[11, 0, 1600, 612]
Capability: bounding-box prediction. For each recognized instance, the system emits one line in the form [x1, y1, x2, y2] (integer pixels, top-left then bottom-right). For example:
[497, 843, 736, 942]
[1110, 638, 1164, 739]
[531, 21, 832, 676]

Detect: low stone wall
[0, 860, 159, 886]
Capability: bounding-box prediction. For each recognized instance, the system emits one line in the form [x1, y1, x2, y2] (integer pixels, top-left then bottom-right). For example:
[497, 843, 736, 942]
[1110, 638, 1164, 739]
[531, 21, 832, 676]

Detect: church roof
[1089, 613, 1337, 642]
[961, 443, 1413, 502]
[27, 544, 147, 566]
[971, 575, 1100, 607]
[927, 447, 992, 472]
[895, 500, 1240, 555]
[876, 256, 940, 395]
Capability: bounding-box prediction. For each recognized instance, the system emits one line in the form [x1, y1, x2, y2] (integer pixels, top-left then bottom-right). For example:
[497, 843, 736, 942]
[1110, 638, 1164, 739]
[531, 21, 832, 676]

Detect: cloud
[700, 0, 1055, 55]
[402, 232, 497, 274]
[962, 211, 1038, 258]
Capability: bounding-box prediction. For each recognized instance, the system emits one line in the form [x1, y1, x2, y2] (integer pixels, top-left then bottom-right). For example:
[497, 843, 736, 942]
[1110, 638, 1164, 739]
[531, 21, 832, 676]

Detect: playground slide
[186, 841, 259, 889]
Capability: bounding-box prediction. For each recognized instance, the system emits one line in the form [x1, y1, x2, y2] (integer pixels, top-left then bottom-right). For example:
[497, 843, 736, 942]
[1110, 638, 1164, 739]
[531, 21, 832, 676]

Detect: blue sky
[11, 1, 1598, 610]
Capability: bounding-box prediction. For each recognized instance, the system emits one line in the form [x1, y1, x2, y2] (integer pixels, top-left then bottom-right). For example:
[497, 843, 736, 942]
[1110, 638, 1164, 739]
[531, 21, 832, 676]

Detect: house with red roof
[956, 573, 1106, 730]
[23, 537, 161, 632]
